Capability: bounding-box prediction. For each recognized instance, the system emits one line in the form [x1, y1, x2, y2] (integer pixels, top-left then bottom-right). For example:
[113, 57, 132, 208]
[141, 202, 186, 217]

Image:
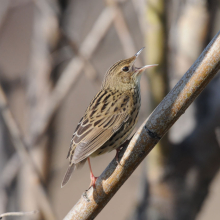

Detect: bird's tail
[61, 163, 75, 188]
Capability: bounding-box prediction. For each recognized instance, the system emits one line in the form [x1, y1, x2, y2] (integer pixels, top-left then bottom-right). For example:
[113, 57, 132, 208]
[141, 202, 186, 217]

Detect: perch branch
[64, 31, 220, 220]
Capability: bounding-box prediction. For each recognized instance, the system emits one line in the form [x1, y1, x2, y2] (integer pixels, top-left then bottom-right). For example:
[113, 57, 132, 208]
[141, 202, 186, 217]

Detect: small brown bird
[61, 48, 157, 188]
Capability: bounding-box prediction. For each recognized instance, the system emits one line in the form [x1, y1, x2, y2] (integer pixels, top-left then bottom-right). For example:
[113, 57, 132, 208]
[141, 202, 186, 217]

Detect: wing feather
[72, 113, 128, 163]
[67, 92, 131, 164]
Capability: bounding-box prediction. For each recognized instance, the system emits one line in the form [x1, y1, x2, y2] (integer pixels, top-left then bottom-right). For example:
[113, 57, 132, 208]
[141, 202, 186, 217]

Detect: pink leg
[87, 157, 98, 188]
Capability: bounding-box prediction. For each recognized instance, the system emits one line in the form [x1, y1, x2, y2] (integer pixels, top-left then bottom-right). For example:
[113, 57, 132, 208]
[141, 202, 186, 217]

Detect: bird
[61, 47, 157, 188]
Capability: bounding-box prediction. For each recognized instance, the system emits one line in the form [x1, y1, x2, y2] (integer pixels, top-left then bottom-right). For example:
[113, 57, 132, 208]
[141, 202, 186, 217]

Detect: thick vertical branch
[136, 0, 170, 218]
[145, 0, 168, 108]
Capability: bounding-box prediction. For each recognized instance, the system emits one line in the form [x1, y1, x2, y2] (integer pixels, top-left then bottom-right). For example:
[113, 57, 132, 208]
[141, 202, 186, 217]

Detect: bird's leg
[87, 157, 98, 188]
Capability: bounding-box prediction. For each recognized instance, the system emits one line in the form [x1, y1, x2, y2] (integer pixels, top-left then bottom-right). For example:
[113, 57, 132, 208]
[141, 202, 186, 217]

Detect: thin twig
[63, 30, 220, 220]
[0, 210, 38, 219]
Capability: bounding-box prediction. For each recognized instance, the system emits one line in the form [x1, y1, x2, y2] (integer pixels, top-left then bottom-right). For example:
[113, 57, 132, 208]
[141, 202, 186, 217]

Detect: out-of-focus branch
[0, 210, 38, 219]
[60, 30, 102, 88]
[32, 7, 116, 143]
[132, 0, 146, 35]
[0, 155, 20, 213]
[0, 86, 57, 220]
[20, 1, 58, 219]
[0, 87, 41, 175]
[63, 30, 220, 220]
[135, 1, 169, 218]
[106, 0, 139, 60]
[145, 0, 168, 108]
[0, 7, 116, 218]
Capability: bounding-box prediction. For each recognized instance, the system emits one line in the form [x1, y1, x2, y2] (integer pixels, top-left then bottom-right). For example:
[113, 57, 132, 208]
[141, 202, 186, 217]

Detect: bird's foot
[89, 173, 98, 188]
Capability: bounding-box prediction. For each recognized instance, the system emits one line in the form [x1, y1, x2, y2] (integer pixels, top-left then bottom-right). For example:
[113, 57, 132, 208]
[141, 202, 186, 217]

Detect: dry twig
[63, 30, 220, 220]
[0, 210, 38, 219]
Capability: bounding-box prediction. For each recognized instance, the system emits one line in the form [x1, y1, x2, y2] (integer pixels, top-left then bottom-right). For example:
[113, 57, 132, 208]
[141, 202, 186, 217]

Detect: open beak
[135, 64, 158, 75]
[133, 47, 158, 75]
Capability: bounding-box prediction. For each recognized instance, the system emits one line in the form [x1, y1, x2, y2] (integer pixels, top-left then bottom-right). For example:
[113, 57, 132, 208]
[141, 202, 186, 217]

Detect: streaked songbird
[61, 48, 157, 188]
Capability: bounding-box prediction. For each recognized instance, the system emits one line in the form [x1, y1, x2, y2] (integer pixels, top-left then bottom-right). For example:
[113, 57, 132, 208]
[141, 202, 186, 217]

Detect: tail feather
[61, 164, 75, 188]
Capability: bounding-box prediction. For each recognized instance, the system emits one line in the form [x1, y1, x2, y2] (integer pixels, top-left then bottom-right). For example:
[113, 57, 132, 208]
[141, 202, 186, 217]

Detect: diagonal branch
[63, 31, 220, 220]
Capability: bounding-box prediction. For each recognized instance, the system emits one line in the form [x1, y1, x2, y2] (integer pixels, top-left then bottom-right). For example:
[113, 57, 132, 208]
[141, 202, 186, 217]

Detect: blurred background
[0, 0, 220, 219]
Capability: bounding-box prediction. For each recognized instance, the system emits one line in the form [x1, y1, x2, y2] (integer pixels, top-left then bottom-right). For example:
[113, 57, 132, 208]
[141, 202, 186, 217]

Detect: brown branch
[63, 30, 220, 220]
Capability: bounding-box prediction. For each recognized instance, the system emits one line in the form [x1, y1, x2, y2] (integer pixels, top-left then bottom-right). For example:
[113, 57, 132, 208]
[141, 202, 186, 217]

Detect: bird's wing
[67, 92, 131, 164]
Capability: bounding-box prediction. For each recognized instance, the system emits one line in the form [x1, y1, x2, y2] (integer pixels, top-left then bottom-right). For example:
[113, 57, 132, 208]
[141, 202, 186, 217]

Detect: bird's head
[101, 48, 157, 91]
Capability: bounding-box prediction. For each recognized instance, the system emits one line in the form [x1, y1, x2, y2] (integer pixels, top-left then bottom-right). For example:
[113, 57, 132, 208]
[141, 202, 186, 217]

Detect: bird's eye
[122, 66, 129, 72]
